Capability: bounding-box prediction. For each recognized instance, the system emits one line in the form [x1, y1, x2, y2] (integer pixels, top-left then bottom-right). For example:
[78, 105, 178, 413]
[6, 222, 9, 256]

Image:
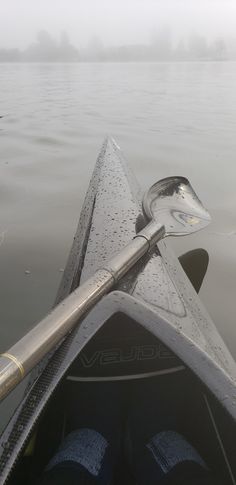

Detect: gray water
[0, 61, 236, 362]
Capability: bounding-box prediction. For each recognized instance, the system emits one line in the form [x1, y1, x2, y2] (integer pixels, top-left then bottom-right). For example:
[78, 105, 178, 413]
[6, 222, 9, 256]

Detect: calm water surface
[0, 61, 236, 426]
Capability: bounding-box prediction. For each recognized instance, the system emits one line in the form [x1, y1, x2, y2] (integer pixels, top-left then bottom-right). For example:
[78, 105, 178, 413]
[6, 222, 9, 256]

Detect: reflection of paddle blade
[179, 248, 209, 294]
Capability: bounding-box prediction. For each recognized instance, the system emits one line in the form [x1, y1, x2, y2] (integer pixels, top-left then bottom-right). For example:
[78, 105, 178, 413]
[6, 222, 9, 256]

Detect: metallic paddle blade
[142, 176, 211, 236]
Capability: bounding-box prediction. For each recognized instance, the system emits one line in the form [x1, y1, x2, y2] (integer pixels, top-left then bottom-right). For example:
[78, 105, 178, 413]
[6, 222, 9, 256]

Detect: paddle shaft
[0, 221, 164, 401]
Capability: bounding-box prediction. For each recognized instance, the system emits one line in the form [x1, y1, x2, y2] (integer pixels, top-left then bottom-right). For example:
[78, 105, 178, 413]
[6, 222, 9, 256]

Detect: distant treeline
[0, 30, 234, 62]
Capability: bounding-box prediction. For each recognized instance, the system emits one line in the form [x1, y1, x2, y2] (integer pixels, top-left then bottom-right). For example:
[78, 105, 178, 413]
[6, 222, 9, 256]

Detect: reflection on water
[0, 61, 236, 428]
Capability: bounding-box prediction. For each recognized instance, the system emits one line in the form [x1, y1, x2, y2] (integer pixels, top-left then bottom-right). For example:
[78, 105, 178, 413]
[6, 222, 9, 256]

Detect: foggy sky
[1, 0, 236, 49]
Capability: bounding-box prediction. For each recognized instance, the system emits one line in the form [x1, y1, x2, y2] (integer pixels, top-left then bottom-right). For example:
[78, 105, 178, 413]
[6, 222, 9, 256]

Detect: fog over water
[1, 0, 236, 50]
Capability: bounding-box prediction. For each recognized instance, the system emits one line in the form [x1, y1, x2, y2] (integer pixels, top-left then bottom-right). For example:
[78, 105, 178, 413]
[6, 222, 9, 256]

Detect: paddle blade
[142, 176, 211, 236]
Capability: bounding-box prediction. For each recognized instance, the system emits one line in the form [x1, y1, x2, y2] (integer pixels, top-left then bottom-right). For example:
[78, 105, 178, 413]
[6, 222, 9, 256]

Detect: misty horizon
[0, 28, 235, 62]
[1, 0, 236, 50]
[1, 0, 236, 62]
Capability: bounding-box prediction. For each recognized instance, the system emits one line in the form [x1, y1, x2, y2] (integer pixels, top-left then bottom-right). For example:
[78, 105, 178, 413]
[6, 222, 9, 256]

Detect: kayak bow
[0, 137, 236, 484]
[0, 176, 210, 402]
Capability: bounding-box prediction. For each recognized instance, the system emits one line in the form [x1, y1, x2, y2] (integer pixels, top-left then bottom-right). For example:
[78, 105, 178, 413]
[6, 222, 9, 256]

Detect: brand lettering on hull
[80, 344, 175, 369]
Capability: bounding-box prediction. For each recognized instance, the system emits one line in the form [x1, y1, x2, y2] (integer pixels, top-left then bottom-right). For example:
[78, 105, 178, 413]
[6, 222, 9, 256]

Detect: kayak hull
[0, 138, 236, 484]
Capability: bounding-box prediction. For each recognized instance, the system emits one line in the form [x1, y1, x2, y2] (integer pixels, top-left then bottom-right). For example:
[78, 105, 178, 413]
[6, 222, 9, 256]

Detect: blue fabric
[42, 428, 215, 485]
[47, 429, 108, 477]
[146, 430, 206, 474]
[43, 381, 124, 484]
[124, 374, 213, 484]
